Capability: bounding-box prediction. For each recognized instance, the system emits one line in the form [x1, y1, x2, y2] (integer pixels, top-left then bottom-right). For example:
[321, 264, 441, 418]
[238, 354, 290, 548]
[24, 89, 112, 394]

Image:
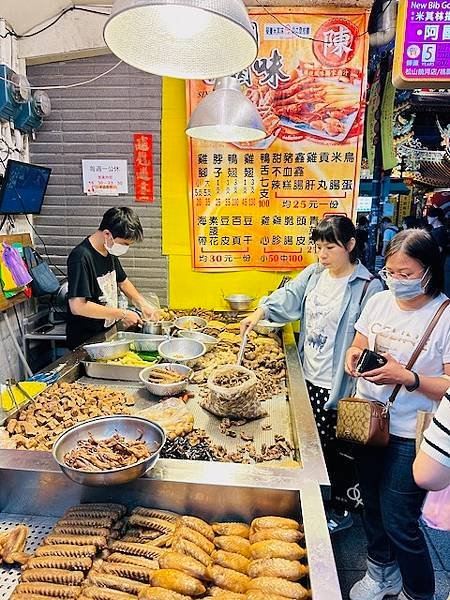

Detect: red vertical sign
[133, 133, 154, 203]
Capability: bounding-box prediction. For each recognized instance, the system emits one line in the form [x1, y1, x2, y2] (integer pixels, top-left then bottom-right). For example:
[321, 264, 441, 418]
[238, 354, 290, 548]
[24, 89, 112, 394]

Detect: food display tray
[0, 324, 329, 489]
[0, 475, 341, 600]
[81, 361, 146, 382]
[76, 376, 294, 465]
[81, 330, 164, 381]
[0, 513, 57, 599]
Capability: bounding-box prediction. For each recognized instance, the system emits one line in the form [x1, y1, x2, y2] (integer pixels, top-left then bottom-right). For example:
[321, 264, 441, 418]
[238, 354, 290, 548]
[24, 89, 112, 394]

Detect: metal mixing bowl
[178, 330, 218, 350]
[131, 336, 166, 352]
[53, 415, 165, 487]
[83, 340, 130, 361]
[173, 316, 207, 331]
[139, 363, 192, 397]
[224, 294, 255, 311]
[158, 338, 206, 363]
[254, 319, 287, 335]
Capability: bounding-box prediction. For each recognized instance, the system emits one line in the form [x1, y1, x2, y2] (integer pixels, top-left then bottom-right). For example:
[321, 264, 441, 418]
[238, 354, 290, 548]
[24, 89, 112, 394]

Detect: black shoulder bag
[23, 246, 60, 296]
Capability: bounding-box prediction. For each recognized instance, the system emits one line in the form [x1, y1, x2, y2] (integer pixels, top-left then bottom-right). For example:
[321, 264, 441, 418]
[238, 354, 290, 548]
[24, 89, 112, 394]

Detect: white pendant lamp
[186, 76, 266, 142]
[104, 0, 258, 79]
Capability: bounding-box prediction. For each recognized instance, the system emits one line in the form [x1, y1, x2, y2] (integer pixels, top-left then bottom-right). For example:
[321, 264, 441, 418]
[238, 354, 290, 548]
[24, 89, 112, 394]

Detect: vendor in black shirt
[67, 207, 159, 349]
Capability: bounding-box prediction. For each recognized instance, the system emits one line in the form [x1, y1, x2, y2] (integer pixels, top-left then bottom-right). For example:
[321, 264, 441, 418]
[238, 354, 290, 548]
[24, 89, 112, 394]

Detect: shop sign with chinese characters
[187, 8, 369, 271]
[134, 133, 154, 203]
[393, 0, 450, 88]
[82, 159, 128, 196]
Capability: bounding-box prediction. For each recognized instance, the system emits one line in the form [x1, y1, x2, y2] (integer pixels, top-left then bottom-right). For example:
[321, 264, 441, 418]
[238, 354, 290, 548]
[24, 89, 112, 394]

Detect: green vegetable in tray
[137, 351, 159, 362]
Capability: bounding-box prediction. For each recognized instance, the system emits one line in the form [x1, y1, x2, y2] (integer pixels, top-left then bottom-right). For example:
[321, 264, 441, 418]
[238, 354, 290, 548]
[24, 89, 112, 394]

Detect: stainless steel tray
[82, 360, 147, 382]
[0, 325, 329, 487]
[0, 513, 57, 599]
[0, 468, 341, 600]
[76, 375, 294, 465]
[110, 331, 168, 342]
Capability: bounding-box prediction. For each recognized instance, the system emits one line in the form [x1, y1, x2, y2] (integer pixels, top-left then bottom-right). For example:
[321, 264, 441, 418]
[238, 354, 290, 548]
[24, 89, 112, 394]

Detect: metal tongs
[237, 329, 249, 366]
[4, 378, 34, 412]
[4, 379, 19, 411]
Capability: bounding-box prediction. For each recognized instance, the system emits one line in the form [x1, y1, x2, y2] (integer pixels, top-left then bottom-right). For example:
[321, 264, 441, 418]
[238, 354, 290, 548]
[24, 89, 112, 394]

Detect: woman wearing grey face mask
[344, 230, 450, 600]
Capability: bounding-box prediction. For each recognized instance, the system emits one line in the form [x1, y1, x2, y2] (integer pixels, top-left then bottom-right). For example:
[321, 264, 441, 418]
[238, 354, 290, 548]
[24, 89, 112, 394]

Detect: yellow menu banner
[187, 8, 369, 271]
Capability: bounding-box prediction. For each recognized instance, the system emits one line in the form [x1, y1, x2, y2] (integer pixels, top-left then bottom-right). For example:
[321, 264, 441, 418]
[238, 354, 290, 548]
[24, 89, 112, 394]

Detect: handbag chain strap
[386, 298, 450, 410]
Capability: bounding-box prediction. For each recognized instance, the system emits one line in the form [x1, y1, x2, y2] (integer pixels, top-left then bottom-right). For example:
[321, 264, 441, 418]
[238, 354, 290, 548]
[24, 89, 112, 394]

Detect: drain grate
[0, 513, 57, 599]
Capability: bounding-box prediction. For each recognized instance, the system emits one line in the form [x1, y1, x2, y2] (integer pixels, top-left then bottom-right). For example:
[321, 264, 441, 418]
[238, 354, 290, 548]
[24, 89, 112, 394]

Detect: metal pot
[142, 321, 173, 336]
[224, 294, 255, 311]
[142, 321, 163, 335]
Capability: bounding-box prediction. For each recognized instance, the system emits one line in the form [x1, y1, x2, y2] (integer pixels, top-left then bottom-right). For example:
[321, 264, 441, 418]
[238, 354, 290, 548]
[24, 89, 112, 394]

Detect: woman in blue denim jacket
[241, 216, 383, 532]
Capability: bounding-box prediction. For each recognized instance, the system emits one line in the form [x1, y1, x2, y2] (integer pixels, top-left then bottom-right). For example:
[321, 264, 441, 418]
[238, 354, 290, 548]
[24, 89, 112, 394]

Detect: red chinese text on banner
[134, 133, 154, 203]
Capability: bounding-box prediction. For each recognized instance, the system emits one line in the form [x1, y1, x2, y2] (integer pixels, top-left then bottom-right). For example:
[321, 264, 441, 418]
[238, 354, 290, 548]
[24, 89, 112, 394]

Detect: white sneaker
[349, 571, 402, 600]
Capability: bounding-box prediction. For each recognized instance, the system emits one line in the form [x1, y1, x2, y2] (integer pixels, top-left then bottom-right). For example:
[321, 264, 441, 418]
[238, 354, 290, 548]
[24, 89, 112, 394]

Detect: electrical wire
[30, 61, 122, 90]
[0, 61, 123, 91]
[253, 0, 394, 43]
[0, 6, 110, 39]
[0, 153, 66, 277]
[23, 213, 67, 277]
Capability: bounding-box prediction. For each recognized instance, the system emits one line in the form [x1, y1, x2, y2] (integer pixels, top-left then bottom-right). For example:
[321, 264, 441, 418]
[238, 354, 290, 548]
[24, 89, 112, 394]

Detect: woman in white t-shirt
[345, 229, 450, 600]
[241, 216, 383, 532]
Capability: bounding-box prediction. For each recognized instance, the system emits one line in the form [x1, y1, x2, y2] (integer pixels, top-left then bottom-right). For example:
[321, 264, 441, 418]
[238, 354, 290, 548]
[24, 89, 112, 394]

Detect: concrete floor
[332, 514, 450, 600]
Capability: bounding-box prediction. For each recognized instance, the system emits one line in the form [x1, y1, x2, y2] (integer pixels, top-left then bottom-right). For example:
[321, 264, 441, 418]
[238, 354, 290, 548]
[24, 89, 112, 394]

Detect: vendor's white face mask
[104, 234, 129, 257]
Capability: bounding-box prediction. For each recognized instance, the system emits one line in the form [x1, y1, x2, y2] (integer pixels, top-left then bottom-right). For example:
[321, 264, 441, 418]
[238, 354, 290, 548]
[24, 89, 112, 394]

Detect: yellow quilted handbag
[337, 397, 389, 446]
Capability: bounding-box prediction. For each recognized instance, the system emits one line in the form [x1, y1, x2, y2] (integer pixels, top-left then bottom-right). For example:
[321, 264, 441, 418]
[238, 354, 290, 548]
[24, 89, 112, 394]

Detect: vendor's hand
[240, 309, 264, 337]
[140, 303, 161, 322]
[345, 346, 363, 377]
[361, 352, 412, 386]
[121, 309, 143, 329]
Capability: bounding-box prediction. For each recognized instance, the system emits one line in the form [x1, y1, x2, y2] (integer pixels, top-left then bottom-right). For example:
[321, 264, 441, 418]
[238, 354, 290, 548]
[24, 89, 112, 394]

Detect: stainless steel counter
[0, 323, 340, 599]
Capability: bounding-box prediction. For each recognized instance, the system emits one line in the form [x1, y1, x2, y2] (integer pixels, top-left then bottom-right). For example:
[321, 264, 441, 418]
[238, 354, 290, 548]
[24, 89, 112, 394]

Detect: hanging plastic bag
[132, 292, 161, 311]
[421, 486, 450, 531]
[2, 242, 32, 291]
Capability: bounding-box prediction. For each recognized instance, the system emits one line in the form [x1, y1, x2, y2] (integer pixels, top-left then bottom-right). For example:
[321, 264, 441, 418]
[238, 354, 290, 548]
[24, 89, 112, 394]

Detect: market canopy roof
[414, 148, 450, 187]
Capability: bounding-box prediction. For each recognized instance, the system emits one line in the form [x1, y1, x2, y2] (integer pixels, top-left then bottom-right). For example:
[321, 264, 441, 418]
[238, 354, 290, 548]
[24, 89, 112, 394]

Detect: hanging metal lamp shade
[186, 77, 266, 142]
[104, 0, 258, 79]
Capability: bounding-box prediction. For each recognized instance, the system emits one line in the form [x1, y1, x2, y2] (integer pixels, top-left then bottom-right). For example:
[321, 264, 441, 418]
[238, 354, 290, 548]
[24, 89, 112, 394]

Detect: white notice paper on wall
[82, 159, 128, 196]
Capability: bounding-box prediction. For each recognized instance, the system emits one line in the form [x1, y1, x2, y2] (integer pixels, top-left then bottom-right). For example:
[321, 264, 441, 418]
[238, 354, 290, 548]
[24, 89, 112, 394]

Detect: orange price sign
[187, 8, 369, 271]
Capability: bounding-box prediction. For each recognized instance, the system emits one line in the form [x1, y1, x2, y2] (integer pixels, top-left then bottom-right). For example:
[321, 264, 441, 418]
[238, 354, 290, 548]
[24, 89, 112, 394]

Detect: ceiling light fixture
[104, 0, 258, 79]
[186, 76, 266, 142]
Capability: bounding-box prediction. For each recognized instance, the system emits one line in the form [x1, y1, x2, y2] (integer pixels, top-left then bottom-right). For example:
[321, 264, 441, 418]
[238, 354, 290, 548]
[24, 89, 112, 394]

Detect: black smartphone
[356, 349, 387, 373]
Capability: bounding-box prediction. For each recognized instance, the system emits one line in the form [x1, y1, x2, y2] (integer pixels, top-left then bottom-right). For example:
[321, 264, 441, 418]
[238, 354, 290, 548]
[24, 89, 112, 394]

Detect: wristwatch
[405, 370, 420, 392]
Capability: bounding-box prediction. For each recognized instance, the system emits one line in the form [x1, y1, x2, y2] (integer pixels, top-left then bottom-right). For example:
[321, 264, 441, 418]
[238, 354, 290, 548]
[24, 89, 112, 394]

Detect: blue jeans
[356, 435, 434, 600]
